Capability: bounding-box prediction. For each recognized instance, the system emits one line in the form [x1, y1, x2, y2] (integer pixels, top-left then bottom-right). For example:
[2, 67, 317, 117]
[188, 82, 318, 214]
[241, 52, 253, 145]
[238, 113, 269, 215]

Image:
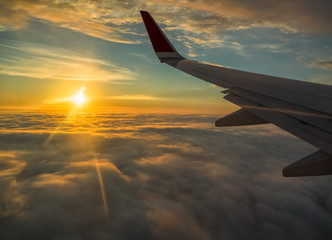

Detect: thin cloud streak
[0, 41, 135, 81]
[310, 60, 332, 70]
[102, 95, 165, 100]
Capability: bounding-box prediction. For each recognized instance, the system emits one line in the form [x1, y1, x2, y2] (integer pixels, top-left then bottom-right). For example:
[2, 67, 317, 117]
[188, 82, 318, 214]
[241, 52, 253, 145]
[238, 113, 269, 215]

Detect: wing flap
[228, 88, 332, 134]
[224, 93, 332, 155]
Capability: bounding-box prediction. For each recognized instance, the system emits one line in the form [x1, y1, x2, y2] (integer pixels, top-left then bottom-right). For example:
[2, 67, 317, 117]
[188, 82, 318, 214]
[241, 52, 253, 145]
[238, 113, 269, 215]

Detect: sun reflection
[94, 158, 109, 219]
[72, 87, 86, 106]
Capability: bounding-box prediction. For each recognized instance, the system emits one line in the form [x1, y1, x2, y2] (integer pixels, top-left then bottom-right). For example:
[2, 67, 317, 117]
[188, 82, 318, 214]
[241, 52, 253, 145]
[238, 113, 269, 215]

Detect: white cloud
[310, 60, 332, 69]
[102, 95, 165, 100]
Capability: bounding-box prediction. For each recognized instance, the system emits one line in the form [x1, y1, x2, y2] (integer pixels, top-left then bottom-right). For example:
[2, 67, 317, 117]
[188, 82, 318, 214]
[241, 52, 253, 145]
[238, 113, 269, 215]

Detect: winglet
[283, 150, 332, 177]
[140, 11, 183, 62]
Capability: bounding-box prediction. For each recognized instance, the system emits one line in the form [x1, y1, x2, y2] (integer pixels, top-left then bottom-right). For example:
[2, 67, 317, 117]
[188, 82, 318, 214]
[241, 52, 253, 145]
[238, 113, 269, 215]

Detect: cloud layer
[0, 112, 331, 240]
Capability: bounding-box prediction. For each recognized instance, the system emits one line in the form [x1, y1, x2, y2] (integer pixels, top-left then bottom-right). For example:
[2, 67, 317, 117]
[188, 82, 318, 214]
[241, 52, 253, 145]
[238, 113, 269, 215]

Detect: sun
[72, 87, 86, 106]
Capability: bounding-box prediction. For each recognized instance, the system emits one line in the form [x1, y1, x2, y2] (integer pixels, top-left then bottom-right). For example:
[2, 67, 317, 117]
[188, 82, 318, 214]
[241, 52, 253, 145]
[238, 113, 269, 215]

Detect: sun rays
[41, 87, 110, 220]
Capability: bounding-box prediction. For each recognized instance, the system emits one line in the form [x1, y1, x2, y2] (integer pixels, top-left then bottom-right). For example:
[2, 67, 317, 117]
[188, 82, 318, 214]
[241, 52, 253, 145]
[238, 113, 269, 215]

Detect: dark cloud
[175, 0, 332, 34]
[0, 112, 331, 240]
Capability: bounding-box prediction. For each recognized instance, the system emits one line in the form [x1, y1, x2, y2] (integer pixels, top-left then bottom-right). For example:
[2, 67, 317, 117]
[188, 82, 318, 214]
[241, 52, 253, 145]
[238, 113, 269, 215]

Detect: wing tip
[140, 10, 149, 16]
[140, 10, 184, 62]
[140, 10, 174, 53]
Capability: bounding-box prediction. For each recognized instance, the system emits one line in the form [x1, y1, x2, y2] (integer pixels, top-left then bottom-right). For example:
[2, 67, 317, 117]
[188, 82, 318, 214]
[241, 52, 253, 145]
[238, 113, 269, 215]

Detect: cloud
[102, 95, 165, 100]
[175, 0, 332, 34]
[252, 43, 291, 54]
[0, 40, 135, 81]
[1, 0, 331, 49]
[310, 60, 332, 69]
[0, 112, 332, 239]
[0, 0, 140, 43]
[139, 0, 332, 51]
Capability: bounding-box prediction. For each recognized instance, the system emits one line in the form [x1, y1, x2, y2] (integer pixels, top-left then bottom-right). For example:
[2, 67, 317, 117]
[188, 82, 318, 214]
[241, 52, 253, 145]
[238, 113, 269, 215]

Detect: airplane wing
[140, 11, 332, 177]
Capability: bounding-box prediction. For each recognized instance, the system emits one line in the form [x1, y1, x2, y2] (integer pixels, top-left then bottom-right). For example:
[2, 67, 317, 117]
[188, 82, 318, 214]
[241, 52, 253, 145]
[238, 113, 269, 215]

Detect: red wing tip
[140, 10, 175, 53]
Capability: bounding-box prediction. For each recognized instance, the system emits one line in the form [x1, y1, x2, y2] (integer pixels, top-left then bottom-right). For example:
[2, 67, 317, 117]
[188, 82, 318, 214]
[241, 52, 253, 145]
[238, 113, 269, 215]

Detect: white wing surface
[140, 11, 332, 177]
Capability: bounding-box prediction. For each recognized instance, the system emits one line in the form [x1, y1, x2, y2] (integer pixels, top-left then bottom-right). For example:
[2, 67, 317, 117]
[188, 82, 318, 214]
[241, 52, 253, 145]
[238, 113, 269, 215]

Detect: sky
[0, 0, 331, 112]
[0, 1, 332, 239]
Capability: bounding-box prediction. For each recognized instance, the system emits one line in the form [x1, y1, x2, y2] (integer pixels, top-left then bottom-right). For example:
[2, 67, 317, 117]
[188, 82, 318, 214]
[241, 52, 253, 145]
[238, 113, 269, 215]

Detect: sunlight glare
[72, 87, 86, 106]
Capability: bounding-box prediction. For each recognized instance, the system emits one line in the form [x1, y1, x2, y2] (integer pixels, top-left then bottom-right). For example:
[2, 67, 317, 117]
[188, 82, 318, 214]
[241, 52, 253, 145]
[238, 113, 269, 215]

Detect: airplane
[140, 11, 332, 177]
